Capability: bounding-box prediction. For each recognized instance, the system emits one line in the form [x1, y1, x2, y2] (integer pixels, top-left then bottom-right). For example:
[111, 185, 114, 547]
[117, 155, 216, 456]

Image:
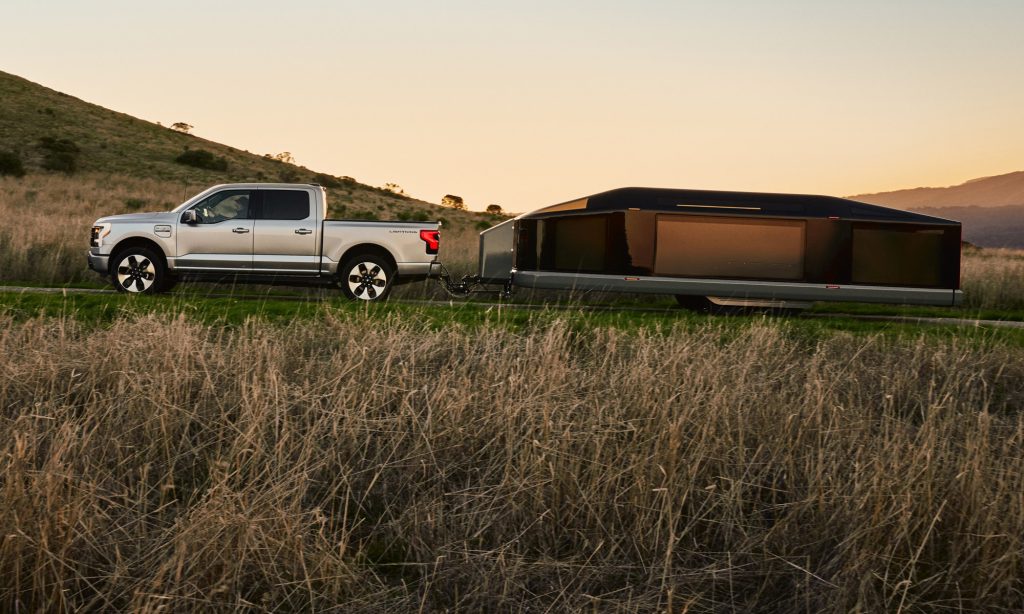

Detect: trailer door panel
[850, 224, 945, 287]
[654, 215, 805, 281]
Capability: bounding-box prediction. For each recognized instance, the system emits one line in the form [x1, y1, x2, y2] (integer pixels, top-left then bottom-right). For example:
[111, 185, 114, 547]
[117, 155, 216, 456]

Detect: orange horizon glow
[2, 1, 1023, 211]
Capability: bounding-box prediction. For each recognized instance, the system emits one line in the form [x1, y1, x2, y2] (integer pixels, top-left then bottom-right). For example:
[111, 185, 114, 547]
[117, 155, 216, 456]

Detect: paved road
[2, 285, 1022, 330]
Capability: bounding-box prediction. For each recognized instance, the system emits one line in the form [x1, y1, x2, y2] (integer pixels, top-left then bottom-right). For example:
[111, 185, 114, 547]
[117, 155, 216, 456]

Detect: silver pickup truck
[88, 183, 441, 300]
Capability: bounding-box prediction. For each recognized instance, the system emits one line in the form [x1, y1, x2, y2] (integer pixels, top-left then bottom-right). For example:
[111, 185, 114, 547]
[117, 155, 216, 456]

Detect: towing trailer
[472, 187, 962, 307]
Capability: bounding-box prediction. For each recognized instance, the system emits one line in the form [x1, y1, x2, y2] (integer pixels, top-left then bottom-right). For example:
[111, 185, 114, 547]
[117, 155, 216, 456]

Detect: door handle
[295, 228, 313, 235]
[232, 227, 250, 234]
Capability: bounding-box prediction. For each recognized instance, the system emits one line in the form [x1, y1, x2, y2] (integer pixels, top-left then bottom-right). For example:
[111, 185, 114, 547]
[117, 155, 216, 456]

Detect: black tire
[339, 254, 395, 301]
[674, 295, 716, 313]
[110, 247, 168, 294]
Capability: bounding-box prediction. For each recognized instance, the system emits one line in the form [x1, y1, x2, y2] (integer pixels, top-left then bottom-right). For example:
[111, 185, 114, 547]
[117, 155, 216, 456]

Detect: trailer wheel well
[337, 244, 397, 276]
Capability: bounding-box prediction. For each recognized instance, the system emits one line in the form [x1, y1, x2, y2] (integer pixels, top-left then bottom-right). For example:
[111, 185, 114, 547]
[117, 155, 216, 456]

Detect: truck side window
[261, 190, 310, 220]
[187, 190, 253, 224]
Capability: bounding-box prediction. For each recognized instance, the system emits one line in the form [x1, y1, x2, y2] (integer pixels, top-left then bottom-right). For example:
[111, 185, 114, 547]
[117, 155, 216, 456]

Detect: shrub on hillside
[0, 151, 25, 177]
[313, 173, 343, 188]
[397, 210, 431, 222]
[38, 137, 80, 173]
[349, 210, 379, 221]
[175, 149, 228, 171]
[278, 168, 300, 182]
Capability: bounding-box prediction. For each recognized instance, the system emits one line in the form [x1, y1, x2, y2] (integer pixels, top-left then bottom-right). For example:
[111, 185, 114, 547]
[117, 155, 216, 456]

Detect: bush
[475, 220, 492, 231]
[124, 198, 146, 211]
[397, 210, 431, 222]
[349, 210, 379, 221]
[313, 173, 344, 189]
[174, 149, 228, 171]
[278, 168, 300, 182]
[38, 137, 80, 173]
[0, 151, 25, 177]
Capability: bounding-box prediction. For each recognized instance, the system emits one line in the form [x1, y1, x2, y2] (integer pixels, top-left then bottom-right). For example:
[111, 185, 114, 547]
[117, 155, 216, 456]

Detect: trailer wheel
[674, 295, 717, 313]
[340, 255, 394, 301]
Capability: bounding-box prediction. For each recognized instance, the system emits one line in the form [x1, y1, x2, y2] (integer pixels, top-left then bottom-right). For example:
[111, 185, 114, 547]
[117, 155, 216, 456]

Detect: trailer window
[551, 215, 607, 272]
[851, 224, 944, 287]
[654, 215, 805, 280]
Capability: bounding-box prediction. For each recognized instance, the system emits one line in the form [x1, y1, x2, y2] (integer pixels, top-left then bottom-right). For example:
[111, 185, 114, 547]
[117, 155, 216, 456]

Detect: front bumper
[87, 250, 109, 275]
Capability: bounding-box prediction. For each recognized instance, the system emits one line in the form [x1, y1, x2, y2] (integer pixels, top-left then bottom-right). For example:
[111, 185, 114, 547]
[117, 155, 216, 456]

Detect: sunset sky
[2, 0, 1023, 211]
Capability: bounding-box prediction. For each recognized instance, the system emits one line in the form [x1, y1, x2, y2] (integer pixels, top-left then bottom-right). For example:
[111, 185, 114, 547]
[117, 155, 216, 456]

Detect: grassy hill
[0, 70, 499, 227]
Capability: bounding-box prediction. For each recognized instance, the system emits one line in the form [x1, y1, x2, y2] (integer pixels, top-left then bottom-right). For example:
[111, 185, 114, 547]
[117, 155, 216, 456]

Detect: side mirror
[182, 210, 198, 224]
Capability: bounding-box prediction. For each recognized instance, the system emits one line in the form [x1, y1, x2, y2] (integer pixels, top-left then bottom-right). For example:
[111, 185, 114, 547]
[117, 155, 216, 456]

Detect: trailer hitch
[436, 264, 512, 299]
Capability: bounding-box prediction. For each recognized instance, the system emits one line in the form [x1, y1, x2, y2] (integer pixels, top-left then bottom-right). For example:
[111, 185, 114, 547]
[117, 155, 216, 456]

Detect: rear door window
[260, 190, 311, 220]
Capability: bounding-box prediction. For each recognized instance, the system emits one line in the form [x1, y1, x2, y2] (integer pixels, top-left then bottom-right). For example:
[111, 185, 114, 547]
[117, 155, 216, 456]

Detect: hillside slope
[0, 71, 495, 226]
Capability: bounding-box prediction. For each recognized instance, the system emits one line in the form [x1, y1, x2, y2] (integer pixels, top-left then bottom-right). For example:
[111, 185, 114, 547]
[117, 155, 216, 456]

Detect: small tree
[170, 122, 193, 134]
[273, 152, 295, 164]
[382, 183, 405, 195]
[441, 194, 465, 210]
[485, 204, 503, 215]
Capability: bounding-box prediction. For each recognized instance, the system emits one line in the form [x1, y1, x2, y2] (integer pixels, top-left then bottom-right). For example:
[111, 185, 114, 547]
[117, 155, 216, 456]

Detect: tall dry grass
[1, 312, 1022, 611]
[960, 248, 1024, 310]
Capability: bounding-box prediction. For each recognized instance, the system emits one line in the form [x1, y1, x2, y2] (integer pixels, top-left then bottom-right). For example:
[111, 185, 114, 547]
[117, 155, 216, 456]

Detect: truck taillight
[420, 229, 440, 254]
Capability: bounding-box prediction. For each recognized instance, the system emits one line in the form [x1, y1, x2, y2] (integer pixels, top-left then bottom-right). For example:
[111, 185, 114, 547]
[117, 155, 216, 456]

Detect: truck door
[175, 189, 255, 270]
[252, 188, 318, 274]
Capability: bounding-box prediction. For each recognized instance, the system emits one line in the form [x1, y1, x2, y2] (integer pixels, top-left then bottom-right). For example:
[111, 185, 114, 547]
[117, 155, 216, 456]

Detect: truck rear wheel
[111, 247, 169, 294]
[340, 255, 394, 301]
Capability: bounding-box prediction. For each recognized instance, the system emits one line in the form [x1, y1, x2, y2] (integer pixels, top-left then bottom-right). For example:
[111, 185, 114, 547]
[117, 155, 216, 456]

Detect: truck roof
[202, 182, 325, 190]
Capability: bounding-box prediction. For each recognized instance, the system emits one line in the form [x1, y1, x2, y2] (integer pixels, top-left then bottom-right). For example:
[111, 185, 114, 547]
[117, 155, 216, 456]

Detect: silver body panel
[477, 218, 516, 282]
[513, 270, 963, 307]
[175, 218, 255, 270]
[89, 183, 439, 283]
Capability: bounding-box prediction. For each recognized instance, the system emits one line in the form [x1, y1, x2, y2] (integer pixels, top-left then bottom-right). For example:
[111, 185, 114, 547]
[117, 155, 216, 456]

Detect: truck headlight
[91, 223, 111, 247]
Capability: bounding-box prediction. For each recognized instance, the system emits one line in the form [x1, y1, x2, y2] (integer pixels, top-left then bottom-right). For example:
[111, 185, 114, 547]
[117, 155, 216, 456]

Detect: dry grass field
[1, 312, 1022, 612]
[1, 172, 1023, 612]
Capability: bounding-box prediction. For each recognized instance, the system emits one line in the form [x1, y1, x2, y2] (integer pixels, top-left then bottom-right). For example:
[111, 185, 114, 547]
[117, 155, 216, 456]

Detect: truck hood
[95, 211, 176, 224]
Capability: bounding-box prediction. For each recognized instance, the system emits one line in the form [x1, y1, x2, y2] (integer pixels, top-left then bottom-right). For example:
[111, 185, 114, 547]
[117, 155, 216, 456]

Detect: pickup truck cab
[88, 183, 442, 300]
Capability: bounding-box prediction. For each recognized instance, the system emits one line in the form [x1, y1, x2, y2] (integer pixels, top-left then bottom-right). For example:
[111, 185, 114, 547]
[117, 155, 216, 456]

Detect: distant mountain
[850, 171, 1024, 210]
[850, 172, 1024, 248]
[895, 204, 1024, 249]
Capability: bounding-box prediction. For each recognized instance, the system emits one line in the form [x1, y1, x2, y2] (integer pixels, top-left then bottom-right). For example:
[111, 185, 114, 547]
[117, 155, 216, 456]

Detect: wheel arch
[337, 244, 397, 277]
[110, 237, 169, 266]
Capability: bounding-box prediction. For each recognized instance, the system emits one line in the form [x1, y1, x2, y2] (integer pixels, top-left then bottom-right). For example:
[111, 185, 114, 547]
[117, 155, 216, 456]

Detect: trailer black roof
[522, 187, 959, 225]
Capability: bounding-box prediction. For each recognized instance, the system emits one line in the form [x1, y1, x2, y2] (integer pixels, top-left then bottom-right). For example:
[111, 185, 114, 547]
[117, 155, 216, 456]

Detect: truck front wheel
[110, 247, 169, 294]
[340, 255, 394, 301]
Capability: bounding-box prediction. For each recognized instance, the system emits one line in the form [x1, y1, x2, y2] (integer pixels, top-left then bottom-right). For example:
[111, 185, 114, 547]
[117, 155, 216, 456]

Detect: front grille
[90, 226, 101, 247]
